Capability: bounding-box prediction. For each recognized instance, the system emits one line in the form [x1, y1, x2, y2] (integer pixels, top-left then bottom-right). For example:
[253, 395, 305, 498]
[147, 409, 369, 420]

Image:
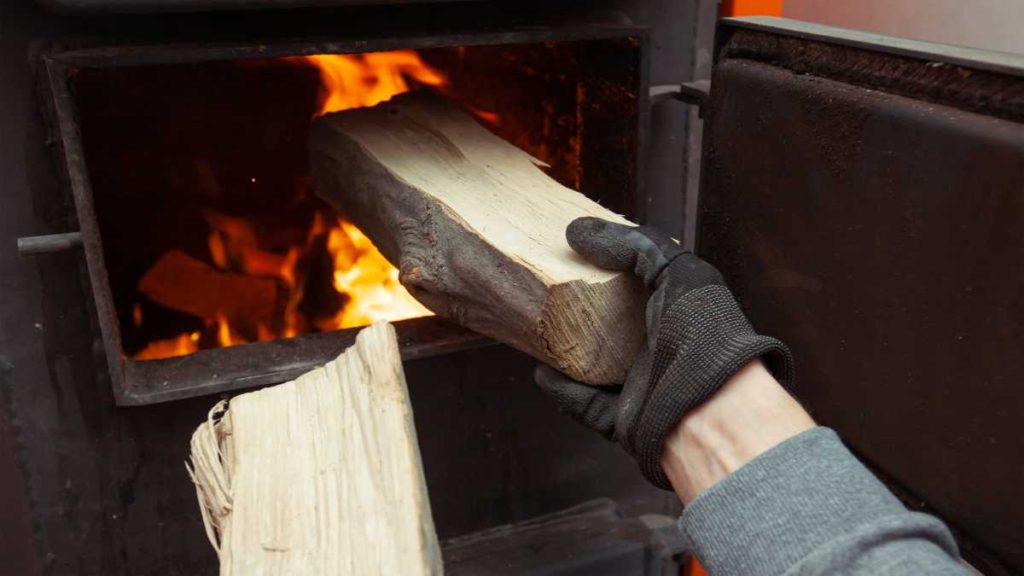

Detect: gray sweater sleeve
[678, 427, 968, 575]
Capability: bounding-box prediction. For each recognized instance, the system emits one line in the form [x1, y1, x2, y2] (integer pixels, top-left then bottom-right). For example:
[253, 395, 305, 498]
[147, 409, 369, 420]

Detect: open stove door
[695, 17, 1024, 575]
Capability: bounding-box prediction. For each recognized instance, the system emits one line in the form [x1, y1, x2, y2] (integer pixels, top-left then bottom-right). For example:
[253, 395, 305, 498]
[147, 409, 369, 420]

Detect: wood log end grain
[540, 273, 647, 384]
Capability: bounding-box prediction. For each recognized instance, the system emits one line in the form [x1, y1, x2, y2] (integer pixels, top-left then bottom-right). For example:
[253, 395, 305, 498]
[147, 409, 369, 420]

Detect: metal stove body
[1, 0, 710, 574]
[4, 5, 1024, 575]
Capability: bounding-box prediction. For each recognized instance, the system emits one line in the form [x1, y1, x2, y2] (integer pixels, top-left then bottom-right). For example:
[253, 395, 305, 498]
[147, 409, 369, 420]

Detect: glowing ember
[132, 50, 441, 360]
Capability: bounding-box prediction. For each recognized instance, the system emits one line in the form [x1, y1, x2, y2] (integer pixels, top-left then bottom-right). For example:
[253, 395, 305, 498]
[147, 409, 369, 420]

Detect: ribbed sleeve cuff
[678, 427, 910, 576]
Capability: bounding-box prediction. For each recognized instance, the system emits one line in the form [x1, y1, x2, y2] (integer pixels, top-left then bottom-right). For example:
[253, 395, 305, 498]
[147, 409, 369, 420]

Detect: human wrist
[660, 359, 815, 503]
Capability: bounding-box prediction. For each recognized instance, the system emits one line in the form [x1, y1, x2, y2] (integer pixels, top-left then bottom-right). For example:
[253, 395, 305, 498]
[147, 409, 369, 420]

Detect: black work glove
[535, 217, 795, 490]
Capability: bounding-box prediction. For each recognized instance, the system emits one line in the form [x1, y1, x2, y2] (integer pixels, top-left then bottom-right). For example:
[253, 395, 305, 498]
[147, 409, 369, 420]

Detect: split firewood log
[309, 93, 646, 385]
[188, 322, 441, 575]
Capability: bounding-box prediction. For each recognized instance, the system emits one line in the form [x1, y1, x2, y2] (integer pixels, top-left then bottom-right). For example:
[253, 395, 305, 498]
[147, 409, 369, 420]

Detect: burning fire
[133, 51, 441, 360]
[319, 220, 431, 329]
[300, 52, 447, 115]
[136, 331, 200, 360]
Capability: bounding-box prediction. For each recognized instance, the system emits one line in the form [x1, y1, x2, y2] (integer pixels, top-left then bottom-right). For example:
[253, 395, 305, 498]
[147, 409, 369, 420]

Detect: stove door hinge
[649, 80, 711, 117]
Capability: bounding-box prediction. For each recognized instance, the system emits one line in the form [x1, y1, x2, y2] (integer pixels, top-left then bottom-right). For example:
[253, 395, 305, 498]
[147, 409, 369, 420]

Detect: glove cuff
[635, 285, 796, 490]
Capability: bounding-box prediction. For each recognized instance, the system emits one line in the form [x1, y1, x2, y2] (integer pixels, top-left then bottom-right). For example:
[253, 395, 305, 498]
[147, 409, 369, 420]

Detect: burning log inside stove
[138, 250, 282, 340]
[310, 93, 646, 385]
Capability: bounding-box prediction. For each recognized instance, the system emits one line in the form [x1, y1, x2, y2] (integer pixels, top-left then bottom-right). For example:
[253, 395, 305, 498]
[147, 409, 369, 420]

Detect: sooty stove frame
[38, 25, 649, 405]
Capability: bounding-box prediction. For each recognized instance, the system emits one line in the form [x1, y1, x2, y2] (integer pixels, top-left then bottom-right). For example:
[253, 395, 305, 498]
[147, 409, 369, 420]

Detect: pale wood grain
[188, 322, 441, 575]
[309, 93, 646, 384]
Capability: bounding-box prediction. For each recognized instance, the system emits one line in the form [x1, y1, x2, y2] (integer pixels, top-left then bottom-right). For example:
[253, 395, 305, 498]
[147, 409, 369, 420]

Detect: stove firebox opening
[77, 52, 448, 362]
[53, 32, 642, 403]
[73, 39, 639, 366]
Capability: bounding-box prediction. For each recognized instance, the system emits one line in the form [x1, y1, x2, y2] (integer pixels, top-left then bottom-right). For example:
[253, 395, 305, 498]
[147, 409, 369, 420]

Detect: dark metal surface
[122, 317, 491, 405]
[41, 25, 647, 405]
[1, 0, 697, 572]
[442, 498, 683, 575]
[699, 18, 1024, 574]
[46, 25, 648, 68]
[643, 0, 717, 247]
[721, 16, 1024, 80]
[678, 0, 716, 250]
[16, 231, 82, 255]
[717, 26, 1024, 124]
[0, 372, 40, 576]
[649, 80, 710, 115]
[43, 51, 131, 403]
[38, 0, 477, 16]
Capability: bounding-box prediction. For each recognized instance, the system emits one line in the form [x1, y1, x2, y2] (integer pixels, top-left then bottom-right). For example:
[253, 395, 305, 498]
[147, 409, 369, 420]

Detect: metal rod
[649, 80, 710, 116]
[17, 231, 83, 255]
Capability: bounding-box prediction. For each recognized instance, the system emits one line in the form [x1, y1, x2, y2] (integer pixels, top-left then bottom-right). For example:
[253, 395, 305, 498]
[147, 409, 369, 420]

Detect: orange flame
[320, 220, 430, 329]
[296, 51, 438, 329]
[215, 313, 247, 348]
[135, 331, 200, 360]
[298, 51, 447, 116]
[286, 51, 440, 332]
[133, 50, 442, 360]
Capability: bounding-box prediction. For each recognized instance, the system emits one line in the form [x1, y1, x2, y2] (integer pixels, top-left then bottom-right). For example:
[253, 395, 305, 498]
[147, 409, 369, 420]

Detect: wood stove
[5, 3, 1023, 575]
[3, 1, 706, 574]
[42, 29, 646, 405]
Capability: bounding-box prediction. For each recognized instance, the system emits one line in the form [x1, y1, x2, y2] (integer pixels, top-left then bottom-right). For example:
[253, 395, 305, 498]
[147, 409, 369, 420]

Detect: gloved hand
[535, 217, 795, 490]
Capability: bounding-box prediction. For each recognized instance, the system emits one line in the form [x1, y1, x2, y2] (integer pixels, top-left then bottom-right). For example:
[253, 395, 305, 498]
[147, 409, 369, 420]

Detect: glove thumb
[534, 365, 618, 439]
[566, 217, 685, 288]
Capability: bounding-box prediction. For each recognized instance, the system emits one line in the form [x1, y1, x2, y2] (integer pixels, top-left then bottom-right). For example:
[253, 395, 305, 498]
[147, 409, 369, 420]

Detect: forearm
[542, 216, 966, 574]
[661, 359, 813, 503]
[661, 360, 966, 575]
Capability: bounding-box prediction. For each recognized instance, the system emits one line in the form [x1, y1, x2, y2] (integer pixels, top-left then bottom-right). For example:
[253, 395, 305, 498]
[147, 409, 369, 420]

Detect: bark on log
[309, 93, 646, 385]
[188, 322, 441, 576]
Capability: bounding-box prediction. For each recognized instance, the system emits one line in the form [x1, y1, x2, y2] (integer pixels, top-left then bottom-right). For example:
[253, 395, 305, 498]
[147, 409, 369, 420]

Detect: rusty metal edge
[42, 55, 130, 402]
[719, 16, 1024, 79]
[46, 25, 648, 69]
[118, 317, 494, 406]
